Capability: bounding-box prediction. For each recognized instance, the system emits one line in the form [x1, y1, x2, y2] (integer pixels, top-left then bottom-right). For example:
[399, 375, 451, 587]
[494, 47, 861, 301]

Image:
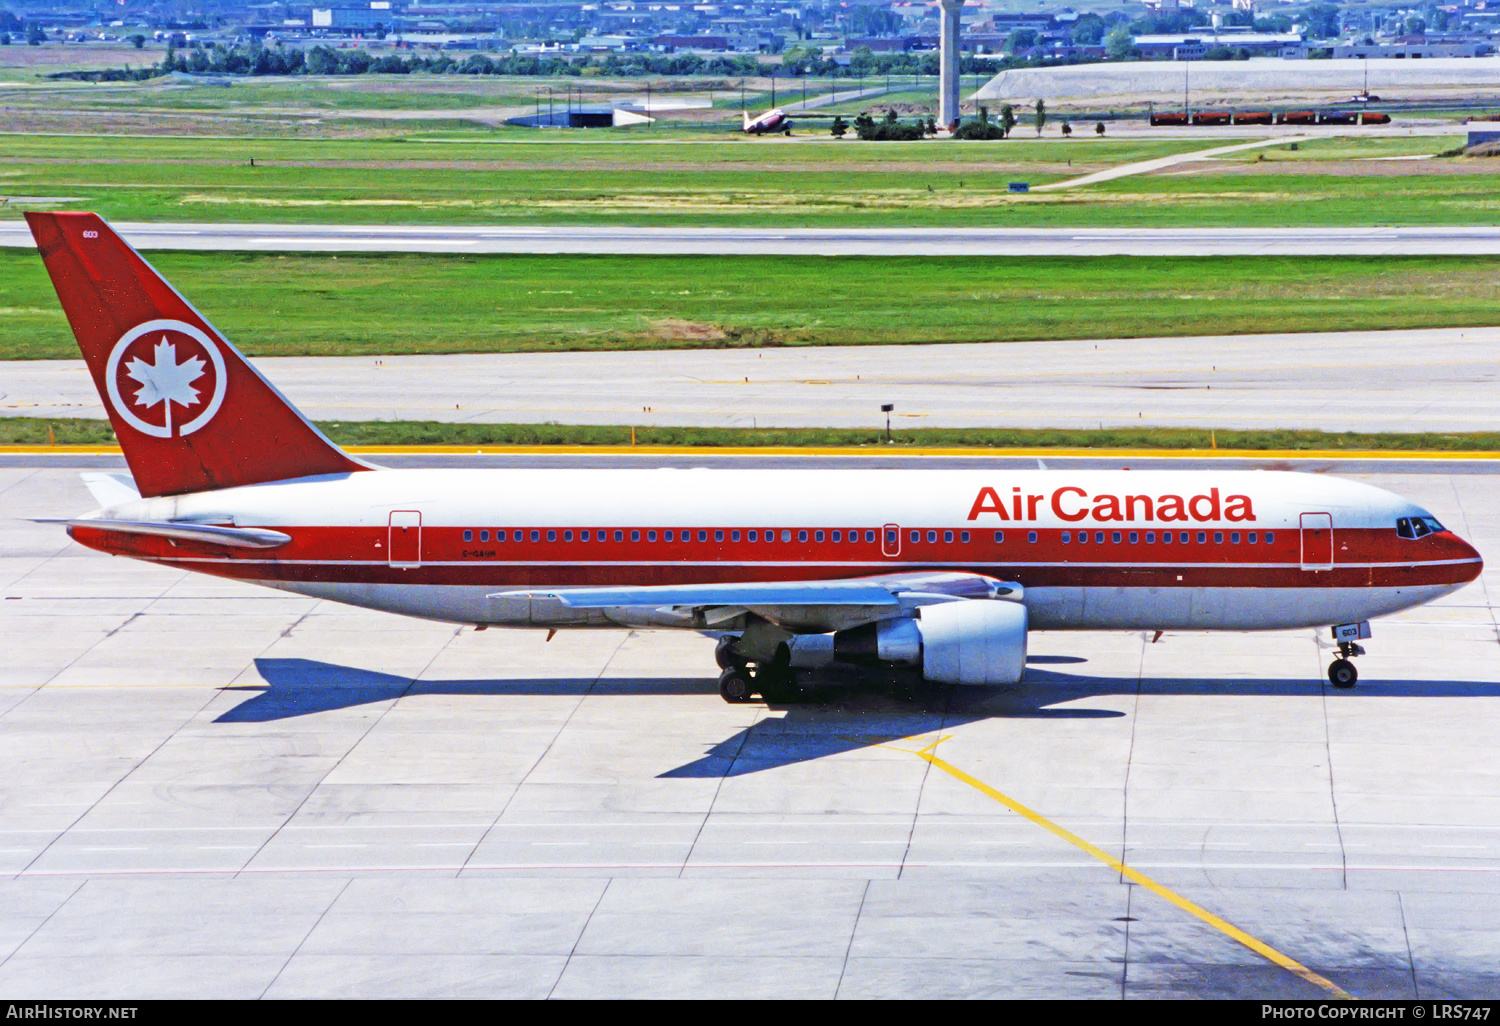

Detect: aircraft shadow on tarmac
[224, 657, 1500, 778]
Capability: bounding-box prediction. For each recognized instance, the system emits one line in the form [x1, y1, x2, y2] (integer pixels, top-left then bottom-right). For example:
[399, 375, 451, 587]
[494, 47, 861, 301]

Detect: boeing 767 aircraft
[25, 212, 1484, 702]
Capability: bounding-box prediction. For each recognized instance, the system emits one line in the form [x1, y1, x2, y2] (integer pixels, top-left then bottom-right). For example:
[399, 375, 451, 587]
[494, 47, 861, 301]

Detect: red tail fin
[27, 212, 371, 497]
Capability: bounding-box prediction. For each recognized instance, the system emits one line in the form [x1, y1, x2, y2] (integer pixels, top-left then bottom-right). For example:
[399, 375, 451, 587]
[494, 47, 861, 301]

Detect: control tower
[939, 0, 963, 129]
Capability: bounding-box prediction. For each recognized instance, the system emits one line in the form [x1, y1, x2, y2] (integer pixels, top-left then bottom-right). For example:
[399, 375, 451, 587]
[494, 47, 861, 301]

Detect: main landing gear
[715, 636, 796, 704]
[1327, 621, 1371, 690]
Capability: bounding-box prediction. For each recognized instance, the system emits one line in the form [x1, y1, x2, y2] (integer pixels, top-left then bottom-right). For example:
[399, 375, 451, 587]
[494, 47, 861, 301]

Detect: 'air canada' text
[967, 486, 1257, 523]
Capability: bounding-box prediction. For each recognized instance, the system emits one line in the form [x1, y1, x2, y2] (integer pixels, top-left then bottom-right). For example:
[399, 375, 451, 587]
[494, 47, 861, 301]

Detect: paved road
[1034, 136, 1311, 191]
[2, 460, 1498, 998]
[7, 326, 1498, 434]
[5, 220, 1500, 256]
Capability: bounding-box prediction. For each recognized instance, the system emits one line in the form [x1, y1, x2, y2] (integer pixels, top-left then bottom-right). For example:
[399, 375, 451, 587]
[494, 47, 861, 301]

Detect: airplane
[743, 107, 792, 135]
[24, 211, 1485, 703]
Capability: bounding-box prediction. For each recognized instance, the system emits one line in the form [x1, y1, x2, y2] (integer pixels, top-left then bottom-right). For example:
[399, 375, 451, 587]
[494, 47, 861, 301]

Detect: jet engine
[832, 600, 1027, 686]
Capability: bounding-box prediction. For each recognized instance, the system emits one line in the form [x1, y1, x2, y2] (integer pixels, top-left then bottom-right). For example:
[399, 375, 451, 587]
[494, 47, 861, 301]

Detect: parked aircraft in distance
[743, 107, 791, 135]
[26, 212, 1484, 703]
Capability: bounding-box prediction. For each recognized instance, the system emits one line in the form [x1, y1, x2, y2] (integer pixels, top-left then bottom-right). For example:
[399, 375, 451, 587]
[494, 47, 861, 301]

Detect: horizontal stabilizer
[52, 518, 291, 549]
[80, 472, 140, 509]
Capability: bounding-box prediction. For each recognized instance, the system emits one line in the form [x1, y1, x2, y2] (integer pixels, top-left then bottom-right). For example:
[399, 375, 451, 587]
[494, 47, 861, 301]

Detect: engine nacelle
[915, 599, 1027, 686]
[832, 600, 1028, 686]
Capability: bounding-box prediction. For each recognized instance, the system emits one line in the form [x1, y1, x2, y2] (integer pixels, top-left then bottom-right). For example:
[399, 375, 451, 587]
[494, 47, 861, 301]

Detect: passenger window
[1264, 532, 1274, 544]
[1078, 531, 1087, 544]
[614, 530, 623, 542]
[564, 530, 573, 542]
[798, 530, 807, 543]
[646, 530, 655, 542]
[994, 531, 1004, 544]
[697, 530, 707, 542]
[1196, 532, 1206, 544]
[732, 530, 741, 542]
[480, 530, 489, 542]
[1027, 531, 1037, 543]
[1162, 532, 1172, 544]
[664, 530, 673, 542]
[497, 531, 506, 543]
[1180, 532, 1189, 544]
[716, 530, 725, 543]
[1061, 532, 1071, 544]
[944, 530, 953, 543]
[865, 531, 876, 543]
[530, 530, 540, 542]
[832, 531, 841, 542]
[1145, 532, 1155, 543]
[1112, 532, 1121, 544]
[1095, 532, 1104, 544]
[910, 530, 920, 543]
[815, 530, 824, 542]
[961, 531, 970, 543]
[927, 530, 937, 543]
[1230, 532, 1239, 544]
[1247, 532, 1256, 543]
[547, 530, 556, 542]
[748, 530, 756, 542]
[628, 530, 637, 542]
[1129, 532, 1138, 544]
[1214, 532, 1223, 544]
[463, 530, 473, 542]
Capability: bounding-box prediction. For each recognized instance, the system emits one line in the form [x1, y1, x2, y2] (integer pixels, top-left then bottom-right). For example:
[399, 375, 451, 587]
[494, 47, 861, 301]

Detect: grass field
[2, 129, 1486, 228]
[3, 249, 1498, 359]
[7, 416, 1500, 453]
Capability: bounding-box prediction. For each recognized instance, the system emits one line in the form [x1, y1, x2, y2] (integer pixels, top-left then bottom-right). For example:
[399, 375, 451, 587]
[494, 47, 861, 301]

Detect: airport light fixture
[882, 403, 895, 442]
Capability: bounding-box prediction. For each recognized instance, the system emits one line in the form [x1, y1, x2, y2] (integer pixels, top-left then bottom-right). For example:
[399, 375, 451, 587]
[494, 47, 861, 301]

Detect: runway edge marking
[906, 735, 1357, 1001]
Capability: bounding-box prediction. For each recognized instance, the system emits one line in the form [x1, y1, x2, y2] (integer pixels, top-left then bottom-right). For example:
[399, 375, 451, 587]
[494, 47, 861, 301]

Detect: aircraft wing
[494, 571, 1020, 611]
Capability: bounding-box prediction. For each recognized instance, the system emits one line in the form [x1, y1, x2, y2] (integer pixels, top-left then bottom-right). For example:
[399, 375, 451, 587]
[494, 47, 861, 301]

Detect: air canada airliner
[25, 212, 1484, 702]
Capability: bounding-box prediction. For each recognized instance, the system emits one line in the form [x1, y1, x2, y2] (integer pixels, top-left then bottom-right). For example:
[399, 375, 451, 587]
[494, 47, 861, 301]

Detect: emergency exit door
[1300, 512, 1333, 571]
[388, 510, 422, 568]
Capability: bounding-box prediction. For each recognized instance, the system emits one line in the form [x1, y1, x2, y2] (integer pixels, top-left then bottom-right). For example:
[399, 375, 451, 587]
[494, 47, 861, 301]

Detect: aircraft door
[1300, 512, 1333, 571]
[882, 524, 901, 558]
[388, 510, 422, 568]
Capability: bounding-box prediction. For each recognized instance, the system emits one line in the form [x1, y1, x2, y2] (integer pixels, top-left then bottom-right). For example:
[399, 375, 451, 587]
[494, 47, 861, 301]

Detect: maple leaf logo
[124, 337, 206, 432]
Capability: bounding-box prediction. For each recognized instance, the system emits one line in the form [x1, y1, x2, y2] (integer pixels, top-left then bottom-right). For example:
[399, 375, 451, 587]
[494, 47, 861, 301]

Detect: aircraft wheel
[714, 635, 742, 671]
[1328, 658, 1358, 689]
[718, 667, 753, 704]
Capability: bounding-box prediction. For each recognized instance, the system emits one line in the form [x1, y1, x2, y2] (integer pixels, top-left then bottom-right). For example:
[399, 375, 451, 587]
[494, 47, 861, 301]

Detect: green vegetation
[2, 129, 1486, 229]
[7, 416, 1500, 452]
[3, 250, 1498, 360]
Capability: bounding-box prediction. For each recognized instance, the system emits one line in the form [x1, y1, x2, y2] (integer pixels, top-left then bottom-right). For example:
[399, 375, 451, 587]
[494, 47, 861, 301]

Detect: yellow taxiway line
[905, 736, 1356, 1001]
[2, 444, 1498, 460]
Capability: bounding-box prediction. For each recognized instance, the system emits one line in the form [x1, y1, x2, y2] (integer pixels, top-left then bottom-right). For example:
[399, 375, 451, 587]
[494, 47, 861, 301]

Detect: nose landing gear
[1327, 622, 1371, 690]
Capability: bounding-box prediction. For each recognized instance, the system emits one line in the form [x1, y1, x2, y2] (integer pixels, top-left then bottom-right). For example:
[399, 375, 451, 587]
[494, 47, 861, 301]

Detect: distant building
[1334, 39, 1494, 58]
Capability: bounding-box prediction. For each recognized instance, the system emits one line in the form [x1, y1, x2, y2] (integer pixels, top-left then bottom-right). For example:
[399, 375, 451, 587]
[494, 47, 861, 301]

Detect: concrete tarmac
[2, 457, 1500, 998]
[6, 326, 1499, 434]
[4, 221, 1500, 256]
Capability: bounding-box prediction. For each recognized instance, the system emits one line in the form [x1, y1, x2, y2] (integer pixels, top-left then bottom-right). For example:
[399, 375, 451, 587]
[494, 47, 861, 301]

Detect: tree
[1104, 24, 1134, 61]
[1005, 28, 1037, 53]
[830, 115, 848, 138]
[998, 103, 1015, 137]
[1095, 121, 1105, 136]
[1304, 3, 1340, 39]
[1034, 98, 1046, 136]
[1060, 121, 1072, 137]
[26, 22, 44, 45]
[1071, 13, 1106, 45]
[128, 33, 145, 49]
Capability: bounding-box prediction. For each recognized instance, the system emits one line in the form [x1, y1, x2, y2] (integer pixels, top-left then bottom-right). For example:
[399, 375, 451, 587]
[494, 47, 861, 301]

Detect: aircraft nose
[1446, 532, 1484, 583]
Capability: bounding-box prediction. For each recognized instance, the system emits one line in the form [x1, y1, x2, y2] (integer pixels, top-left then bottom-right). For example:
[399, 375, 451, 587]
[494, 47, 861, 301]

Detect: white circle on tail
[105, 320, 227, 439]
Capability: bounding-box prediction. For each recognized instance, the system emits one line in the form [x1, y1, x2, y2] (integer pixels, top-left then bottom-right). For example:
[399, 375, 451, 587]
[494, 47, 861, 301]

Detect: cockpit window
[1396, 516, 1445, 539]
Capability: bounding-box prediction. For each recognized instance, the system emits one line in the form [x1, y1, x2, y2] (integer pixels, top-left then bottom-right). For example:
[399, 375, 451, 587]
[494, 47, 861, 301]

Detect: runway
[4, 220, 1500, 256]
[6, 326, 1499, 434]
[2, 456, 1500, 998]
